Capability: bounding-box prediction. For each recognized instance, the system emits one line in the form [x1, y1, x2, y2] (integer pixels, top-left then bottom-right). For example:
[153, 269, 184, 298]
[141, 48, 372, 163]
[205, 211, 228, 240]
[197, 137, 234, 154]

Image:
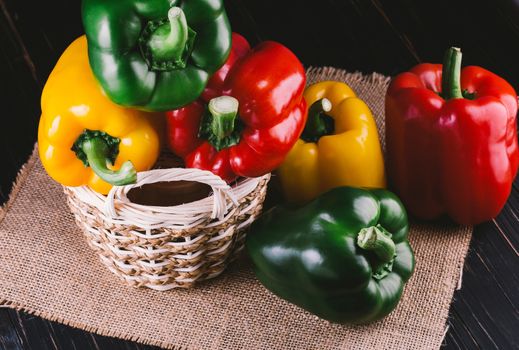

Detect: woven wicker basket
[64, 167, 270, 290]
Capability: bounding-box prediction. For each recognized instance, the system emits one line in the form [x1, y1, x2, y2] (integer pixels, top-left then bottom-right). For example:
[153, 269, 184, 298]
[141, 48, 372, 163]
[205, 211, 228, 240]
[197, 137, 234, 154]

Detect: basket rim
[65, 169, 271, 232]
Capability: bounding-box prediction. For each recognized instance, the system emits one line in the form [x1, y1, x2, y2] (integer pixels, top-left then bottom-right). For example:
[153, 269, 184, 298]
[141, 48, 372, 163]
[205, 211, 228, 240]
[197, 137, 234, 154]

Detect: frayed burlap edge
[306, 66, 391, 87]
[0, 144, 39, 225]
[0, 299, 188, 350]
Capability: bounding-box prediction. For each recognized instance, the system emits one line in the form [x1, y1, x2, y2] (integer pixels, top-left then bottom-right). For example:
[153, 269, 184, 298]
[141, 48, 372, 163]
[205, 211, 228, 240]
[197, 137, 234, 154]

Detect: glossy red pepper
[386, 47, 519, 225]
[166, 33, 307, 182]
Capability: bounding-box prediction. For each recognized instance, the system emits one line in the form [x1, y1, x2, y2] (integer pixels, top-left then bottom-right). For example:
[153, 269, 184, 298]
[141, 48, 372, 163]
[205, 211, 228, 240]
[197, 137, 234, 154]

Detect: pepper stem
[76, 134, 137, 186]
[209, 96, 239, 140]
[300, 98, 334, 143]
[442, 47, 463, 99]
[357, 225, 396, 263]
[148, 7, 189, 63]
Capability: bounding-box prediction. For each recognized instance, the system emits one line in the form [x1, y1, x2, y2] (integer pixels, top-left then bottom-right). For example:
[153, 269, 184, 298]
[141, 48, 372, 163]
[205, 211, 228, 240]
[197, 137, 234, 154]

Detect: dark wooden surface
[1, 0, 518, 349]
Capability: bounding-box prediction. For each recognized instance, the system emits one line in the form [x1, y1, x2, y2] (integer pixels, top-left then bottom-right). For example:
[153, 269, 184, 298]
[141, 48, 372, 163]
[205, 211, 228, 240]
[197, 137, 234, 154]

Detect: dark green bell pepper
[246, 187, 415, 324]
[82, 0, 232, 111]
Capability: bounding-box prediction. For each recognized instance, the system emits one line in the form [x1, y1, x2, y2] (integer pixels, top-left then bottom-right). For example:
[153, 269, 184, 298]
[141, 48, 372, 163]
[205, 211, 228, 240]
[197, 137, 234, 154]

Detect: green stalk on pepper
[246, 187, 415, 324]
[82, 0, 232, 111]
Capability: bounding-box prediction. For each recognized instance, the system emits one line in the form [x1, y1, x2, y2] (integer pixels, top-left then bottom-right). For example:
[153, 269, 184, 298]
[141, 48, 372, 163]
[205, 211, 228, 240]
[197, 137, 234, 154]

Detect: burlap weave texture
[0, 67, 472, 350]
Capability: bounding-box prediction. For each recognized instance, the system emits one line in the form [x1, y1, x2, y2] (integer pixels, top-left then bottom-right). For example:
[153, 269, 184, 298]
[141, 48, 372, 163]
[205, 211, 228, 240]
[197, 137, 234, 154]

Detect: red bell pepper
[386, 47, 519, 225]
[166, 33, 307, 182]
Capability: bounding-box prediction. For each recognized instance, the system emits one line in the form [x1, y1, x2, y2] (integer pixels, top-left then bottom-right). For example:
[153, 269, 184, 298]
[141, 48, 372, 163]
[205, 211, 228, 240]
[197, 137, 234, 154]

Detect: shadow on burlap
[0, 67, 472, 350]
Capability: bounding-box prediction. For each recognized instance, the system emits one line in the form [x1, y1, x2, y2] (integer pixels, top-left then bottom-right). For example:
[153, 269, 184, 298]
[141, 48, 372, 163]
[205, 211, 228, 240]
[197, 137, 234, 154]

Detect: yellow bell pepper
[38, 36, 161, 194]
[277, 81, 386, 204]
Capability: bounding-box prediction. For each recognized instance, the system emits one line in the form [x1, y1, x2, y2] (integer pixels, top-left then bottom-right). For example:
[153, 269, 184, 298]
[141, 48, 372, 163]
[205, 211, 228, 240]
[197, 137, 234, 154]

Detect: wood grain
[0, 0, 518, 349]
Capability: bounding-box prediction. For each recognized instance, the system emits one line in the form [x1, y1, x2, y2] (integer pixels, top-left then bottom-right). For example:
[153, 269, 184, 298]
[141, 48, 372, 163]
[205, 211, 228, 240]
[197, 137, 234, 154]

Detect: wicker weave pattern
[64, 167, 270, 290]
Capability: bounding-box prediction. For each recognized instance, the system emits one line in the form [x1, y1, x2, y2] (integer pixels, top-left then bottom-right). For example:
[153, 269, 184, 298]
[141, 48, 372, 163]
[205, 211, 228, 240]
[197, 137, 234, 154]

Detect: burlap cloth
[0, 67, 472, 350]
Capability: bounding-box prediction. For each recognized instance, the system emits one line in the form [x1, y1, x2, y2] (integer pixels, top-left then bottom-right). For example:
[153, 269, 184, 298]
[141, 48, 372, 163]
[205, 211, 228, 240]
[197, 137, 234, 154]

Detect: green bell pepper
[82, 0, 232, 111]
[246, 187, 415, 324]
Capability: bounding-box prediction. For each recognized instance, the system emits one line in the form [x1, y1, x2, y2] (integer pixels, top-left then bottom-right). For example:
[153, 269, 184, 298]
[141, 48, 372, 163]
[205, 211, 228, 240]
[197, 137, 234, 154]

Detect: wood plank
[0, 0, 518, 349]
[8, 310, 161, 350]
[444, 176, 519, 349]
[0, 310, 24, 350]
[0, 0, 41, 204]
